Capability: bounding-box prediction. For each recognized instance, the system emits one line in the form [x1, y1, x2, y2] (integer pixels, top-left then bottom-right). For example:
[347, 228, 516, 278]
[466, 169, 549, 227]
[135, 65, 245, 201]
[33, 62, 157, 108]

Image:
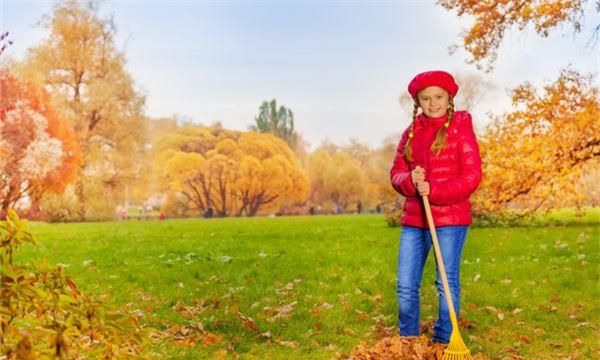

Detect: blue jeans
[397, 225, 468, 343]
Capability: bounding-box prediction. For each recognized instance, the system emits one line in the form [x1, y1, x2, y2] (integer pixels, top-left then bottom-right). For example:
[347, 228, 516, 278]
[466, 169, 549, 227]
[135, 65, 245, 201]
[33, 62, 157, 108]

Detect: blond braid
[431, 97, 454, 156]
[403, 101, 420, 162]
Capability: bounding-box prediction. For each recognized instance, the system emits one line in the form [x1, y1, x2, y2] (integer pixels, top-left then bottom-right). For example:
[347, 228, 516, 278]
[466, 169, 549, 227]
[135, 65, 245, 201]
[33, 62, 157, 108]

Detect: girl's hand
[417, 181, 430, 196]
[411, 166, 425, 186]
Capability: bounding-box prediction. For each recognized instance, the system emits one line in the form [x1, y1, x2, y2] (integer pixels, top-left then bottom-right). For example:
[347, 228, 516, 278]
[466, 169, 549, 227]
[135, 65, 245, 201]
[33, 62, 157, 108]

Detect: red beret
[407, 70, 459, 99]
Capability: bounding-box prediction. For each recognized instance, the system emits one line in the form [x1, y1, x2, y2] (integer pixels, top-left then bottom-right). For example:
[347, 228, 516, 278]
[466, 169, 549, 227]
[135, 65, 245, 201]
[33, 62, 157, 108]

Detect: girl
[389, 70, 482, 345]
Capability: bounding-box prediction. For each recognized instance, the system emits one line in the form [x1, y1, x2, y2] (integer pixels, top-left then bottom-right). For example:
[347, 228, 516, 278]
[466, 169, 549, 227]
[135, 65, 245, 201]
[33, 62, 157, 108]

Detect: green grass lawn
[15, 213, 599, 359]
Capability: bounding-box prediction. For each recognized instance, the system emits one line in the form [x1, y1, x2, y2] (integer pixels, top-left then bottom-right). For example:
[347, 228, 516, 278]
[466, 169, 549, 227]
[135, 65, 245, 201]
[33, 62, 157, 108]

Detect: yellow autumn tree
[341, 139, 399, 211]
[472, 68, 599, 216]
[370, 136, 405, 210]
[154, 126, 308, 217]
[16, 0, 146, 220]
[307, 143, 370, 213]
[439, 0, 598, 219]
[439, 0, 592, 72]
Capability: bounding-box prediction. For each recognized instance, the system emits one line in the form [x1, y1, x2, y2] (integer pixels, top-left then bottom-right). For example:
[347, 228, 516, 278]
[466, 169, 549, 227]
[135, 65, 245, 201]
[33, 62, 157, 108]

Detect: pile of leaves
[345, 335, 446, 360]
[345, 335, 489, 360]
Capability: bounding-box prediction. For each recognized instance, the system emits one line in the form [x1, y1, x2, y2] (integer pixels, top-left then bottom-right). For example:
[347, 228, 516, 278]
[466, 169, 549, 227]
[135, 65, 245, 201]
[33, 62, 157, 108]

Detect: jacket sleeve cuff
[392, 172, 417, 197]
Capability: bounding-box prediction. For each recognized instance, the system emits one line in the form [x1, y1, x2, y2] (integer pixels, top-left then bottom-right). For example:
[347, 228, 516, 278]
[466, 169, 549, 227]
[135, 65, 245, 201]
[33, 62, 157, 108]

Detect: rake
[422, 195, 474, 360]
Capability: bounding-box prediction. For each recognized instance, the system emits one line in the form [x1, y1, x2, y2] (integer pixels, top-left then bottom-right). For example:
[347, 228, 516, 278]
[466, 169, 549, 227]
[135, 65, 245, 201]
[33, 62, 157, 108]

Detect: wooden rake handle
[422, 195, 459, 326]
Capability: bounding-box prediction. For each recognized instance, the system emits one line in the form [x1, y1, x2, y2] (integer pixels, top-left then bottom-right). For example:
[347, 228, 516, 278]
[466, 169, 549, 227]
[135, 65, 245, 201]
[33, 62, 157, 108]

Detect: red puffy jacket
[390, 110, 482, 228]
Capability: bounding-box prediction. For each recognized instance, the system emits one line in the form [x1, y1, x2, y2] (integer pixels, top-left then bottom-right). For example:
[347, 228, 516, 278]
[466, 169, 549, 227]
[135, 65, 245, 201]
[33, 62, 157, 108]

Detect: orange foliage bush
[0, 73, 81, 218]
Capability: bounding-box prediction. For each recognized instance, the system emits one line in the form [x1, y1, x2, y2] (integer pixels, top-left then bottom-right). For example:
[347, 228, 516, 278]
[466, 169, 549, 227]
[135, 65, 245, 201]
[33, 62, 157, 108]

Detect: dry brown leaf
[213, 349, 228, 360]
[236, 311, 259, 332]
[274, 337, 300, 348]
[458, 318, 476, 329]
[484, 306, 499, 313]
[259, 331, 272, 339]
[512, 308, 523, 315]
[200, 332, 221, 346]
[344, 327, 357, 336]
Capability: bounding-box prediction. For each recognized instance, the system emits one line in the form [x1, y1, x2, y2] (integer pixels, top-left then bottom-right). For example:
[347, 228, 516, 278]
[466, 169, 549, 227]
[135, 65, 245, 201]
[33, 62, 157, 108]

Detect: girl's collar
[418, 113, 448, 128]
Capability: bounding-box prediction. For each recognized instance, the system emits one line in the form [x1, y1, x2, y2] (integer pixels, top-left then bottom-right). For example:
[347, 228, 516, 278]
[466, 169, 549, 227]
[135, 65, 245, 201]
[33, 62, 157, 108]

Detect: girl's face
[416, 86, 450, 118]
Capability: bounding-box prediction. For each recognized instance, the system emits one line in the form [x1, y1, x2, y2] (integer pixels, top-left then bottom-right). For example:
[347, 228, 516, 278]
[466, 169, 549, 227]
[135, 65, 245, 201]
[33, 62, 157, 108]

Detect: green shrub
[472, 207, 598, 227]
[40, 185, 83, 222]
[0, 210, 153, 358]
[384, 207, 403, 227]
[41, 179, 117, 222]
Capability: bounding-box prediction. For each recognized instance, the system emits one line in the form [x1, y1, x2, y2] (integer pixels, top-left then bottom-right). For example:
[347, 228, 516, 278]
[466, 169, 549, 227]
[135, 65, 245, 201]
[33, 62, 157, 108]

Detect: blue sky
[2, 0, 598, 148]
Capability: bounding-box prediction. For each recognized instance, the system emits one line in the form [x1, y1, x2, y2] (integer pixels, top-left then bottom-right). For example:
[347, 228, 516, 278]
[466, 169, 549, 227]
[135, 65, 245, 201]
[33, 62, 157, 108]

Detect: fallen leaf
[236, 311, 259, 332]
[458, 318, 476, 329]
[259, 331, 272, 339]
[325, 344, 338, 351]
[200, 332, 221, 346]
[467, 303, 479, 310]
[344, 327, 357, 336]
[266, 301, 297, 322]
[321, 302, 334, 309]
[355, 311, 369, 321]
[484, 306, 499, 313]
[274, 338, 299, 348]
[213, 349, 228, 360]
